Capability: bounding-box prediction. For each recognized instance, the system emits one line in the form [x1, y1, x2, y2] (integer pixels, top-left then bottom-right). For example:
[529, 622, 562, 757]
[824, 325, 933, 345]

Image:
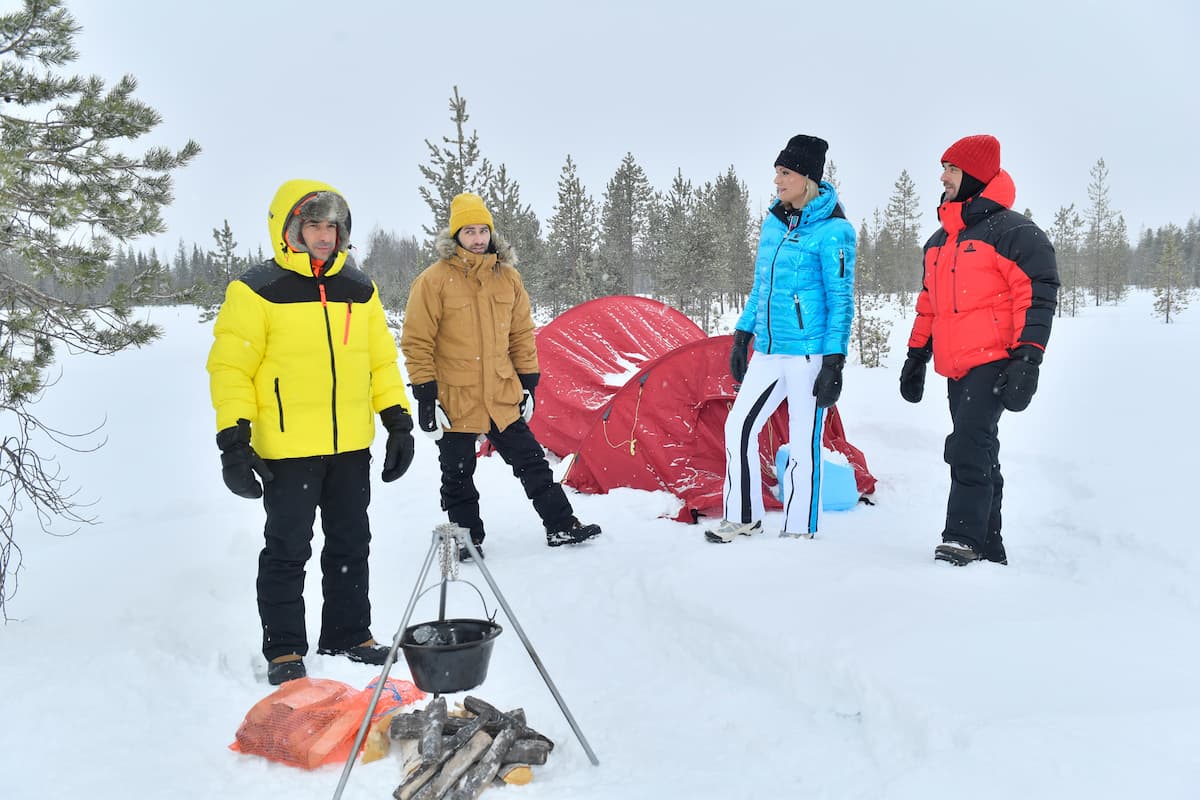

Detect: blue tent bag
[775, 445, 859, 512]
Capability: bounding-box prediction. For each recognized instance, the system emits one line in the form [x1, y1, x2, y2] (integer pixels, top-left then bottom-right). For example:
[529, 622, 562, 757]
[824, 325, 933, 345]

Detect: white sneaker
[704, 519, 762, 543]
[779, 531, 815, 540]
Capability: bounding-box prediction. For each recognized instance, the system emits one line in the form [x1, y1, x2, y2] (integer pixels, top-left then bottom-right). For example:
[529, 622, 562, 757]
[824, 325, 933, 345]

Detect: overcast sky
[68, 0, 1199, 259]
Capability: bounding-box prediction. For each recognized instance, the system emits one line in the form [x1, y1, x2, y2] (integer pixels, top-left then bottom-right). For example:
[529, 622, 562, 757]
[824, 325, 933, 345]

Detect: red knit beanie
[941, 135, 1001, 183]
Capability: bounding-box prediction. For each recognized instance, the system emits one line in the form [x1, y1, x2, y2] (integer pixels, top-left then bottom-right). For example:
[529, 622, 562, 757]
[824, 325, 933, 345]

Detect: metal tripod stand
[333, 523, 599, 798]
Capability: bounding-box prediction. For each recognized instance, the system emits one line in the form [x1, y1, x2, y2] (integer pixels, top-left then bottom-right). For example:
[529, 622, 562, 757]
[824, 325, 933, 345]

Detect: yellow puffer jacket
[401, 230, 538, 434]
[206, 179, 409, 459]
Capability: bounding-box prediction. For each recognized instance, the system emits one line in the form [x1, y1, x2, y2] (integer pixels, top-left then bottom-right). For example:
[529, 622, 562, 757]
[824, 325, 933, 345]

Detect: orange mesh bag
[231, 677, 425, 769]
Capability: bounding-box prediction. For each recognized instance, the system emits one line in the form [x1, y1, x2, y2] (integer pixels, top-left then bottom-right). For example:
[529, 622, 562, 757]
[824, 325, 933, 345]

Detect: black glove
[379, 405, 415, 482]
[410, 380, 450, 440]
[518, 373, 539, 423]
[992, 345, 1042, 412]
[729, 330, 752, 385]
[215, 418, 274, 499]
[899, 344, 932, 404]
[812, 354, 845, 409]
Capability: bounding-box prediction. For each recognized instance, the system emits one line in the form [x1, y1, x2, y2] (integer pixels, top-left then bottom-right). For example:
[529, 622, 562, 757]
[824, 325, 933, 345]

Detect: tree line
[79, 89, 1200, 361]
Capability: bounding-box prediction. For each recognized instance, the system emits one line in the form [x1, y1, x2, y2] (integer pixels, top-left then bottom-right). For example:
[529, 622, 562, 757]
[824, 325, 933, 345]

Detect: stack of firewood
[385, 695, 554, 799]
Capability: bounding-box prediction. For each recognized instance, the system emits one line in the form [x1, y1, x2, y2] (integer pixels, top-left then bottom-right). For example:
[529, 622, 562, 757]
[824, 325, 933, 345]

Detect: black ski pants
[258, 449, 374, 661]
[436, 419, 573, 542]
[942, 361, 1006, 558]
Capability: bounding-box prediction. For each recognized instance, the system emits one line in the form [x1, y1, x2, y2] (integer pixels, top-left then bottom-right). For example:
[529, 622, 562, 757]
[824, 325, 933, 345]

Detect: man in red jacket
[900, 134, 1059, 566]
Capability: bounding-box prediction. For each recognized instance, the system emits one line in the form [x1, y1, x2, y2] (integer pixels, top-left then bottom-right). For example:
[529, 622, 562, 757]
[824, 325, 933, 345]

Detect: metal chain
[435, 522, 460, 581]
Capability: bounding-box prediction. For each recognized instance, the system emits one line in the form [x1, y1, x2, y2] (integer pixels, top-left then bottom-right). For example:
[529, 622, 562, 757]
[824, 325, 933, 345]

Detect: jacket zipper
[318, 281, 339, 452]
[765, 214, 799, 353]
[838, 248, 845, 278]
[793, 294, 805, 330]
[274, 378, 285, 432]
[343, 302, 351, 345]
[951, 236, 961, 313]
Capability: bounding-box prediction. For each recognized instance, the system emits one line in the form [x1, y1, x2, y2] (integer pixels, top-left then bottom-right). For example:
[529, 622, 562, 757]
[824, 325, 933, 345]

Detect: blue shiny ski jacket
[735, 183, 855, 356]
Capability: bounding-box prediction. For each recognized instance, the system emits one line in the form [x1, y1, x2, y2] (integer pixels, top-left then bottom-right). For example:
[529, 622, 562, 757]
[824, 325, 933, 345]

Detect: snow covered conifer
[0, 0, 198, 614]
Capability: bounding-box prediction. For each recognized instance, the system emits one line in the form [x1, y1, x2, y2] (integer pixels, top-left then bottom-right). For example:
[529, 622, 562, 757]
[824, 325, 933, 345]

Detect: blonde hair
[799, 177, 821, 209]
[785, 177, 821, 211]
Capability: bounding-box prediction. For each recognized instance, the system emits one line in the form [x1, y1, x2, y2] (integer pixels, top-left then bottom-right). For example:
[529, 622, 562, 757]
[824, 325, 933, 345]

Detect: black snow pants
[943, 362, 1007, 559]
[258, 449, 374, 661]
[436, 418, 574, 542]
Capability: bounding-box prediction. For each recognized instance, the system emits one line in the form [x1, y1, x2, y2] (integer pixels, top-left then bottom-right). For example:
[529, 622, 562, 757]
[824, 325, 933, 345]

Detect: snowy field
[1, 292, 1197, 799]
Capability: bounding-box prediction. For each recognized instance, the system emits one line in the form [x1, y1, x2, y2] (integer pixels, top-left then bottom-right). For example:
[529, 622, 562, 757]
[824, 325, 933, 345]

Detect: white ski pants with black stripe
[722, 351, 826, 535]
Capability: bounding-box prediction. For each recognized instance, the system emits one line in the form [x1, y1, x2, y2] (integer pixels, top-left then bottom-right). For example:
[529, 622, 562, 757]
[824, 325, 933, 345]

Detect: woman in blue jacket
[706, 134, 856, 543]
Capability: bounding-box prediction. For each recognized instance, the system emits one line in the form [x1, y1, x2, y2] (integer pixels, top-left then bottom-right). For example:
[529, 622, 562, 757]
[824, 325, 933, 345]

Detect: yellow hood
[267, 178, 350, 277]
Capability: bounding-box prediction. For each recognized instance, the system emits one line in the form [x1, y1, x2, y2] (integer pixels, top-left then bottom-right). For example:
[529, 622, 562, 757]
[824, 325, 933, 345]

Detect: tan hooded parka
[401, 229, 537, 434]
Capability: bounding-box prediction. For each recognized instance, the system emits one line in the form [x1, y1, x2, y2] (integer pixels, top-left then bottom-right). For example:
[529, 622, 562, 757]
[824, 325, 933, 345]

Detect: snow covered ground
[2, 292, 1197, 799]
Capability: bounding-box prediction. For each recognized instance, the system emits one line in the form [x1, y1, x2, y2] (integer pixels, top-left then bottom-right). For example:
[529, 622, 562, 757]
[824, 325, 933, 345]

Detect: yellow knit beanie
[448, 192, 494, 235]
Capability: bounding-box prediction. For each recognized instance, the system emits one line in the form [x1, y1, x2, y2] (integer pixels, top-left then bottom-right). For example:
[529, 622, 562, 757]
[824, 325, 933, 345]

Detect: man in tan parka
[401, 192, 601, 559]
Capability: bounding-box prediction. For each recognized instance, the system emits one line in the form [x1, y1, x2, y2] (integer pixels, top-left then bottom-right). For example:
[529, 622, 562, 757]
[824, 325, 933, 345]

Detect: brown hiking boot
[267, 653, 306, 685]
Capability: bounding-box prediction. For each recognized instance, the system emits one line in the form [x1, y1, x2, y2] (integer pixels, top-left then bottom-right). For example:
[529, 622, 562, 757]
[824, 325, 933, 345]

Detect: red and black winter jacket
[908, 169, 1059, 380]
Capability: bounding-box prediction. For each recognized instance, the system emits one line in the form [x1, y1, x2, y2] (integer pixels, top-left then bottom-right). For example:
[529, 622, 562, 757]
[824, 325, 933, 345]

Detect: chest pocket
[491, 292, 514, 335]
[438, 296, 477, 359]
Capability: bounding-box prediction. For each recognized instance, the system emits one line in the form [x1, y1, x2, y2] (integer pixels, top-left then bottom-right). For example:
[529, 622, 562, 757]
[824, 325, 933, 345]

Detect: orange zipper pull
[343, 303, 351, 345]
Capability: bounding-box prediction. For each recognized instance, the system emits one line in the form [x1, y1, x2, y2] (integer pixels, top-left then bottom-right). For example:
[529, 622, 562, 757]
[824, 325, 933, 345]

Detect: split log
[401, 709, 553, 754]
[363, 707, 406, 764]
[497, 764, 534, 785]
[389, 712, 428, 741]
[393, 710, 495, 800]
[419, 696, 449, 763]
[446, 726, 519, 800]
[501, 738, 550, 766]
[420, 729, 492, 799]
[460, 697, 553, 751]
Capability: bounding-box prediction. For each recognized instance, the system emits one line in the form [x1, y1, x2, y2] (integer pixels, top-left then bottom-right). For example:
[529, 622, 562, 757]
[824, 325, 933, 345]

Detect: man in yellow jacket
[207, 179, 414, 685]
[401, 192, 601, 560]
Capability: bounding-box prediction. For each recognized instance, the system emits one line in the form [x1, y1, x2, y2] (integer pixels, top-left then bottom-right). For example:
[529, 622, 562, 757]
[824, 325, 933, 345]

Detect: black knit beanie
[774, 134, 828, 183]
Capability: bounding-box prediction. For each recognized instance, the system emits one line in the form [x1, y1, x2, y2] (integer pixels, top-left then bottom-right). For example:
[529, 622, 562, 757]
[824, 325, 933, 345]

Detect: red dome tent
[561, 335, 876, 523]
[529, 296, 706, 457]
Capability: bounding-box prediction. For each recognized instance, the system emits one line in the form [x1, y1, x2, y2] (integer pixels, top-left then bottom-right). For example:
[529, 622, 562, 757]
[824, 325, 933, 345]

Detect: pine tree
[1105, 214, 1130, 304]
[642, 191, 669, 302]
[1083, 158, 1128, 305]
[1152, 225, 1192, 323]
[1048, 204, 1085, 318]
[656, 170, 695, 317]
[417, 86, 483, 245]
[480, 162, 545, 311]
[881, 169, 923, 309]
[1129, 227, 1158, 289]
[824, 160, 840, 193]
[361, 227, 422, 312]
[850, 218, 892, 368]
[545, 156, 598, 314]
[1183, 215, 1200, 289]
[0, 0, 199, 615]
[597, 153, 653, 297]
[705, 166, 755, 318]
[172, 240, 191, 293]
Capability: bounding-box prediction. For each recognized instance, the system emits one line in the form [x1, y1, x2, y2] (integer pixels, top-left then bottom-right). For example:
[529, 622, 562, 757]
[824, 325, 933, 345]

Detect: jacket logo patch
[964, 243, 977, 253]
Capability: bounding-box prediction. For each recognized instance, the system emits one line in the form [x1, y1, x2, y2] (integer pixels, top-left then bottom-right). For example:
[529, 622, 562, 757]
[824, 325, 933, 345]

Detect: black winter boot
[458, 534, 485, 562]
[318, 639, 390, 665]
[267, 654, 306, 685]
[546, 518, 602, 547]
[934, 539, 982, 566]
